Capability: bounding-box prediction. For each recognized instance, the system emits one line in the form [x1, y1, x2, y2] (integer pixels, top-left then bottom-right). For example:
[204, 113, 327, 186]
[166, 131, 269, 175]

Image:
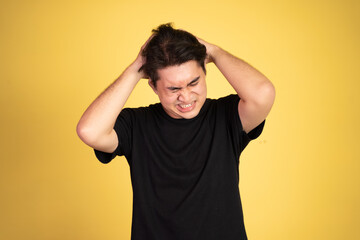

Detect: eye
[189, 81, 199, 87]
[169, 87, 180, 93]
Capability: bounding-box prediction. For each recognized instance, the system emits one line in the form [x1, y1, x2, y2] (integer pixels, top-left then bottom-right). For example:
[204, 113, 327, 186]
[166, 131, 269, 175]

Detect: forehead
[157, 60, 203, 86]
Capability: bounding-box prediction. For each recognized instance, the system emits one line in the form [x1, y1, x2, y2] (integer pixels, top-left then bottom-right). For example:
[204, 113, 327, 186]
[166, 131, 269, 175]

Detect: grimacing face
[149, 60, 207, 119]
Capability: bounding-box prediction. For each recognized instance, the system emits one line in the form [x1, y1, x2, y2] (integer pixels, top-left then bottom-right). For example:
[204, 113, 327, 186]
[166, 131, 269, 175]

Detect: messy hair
[139, 23, 207, 88]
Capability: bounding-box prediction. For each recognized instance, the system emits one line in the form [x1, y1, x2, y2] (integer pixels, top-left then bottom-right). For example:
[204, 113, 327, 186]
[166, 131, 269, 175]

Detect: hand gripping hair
[139, 23, 207, 88]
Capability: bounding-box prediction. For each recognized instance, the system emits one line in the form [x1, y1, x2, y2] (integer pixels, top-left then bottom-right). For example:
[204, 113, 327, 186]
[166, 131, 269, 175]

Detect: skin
[148, 60, 207, 119]
[77, 32, 275, 154]
[197, 37, 275, 133]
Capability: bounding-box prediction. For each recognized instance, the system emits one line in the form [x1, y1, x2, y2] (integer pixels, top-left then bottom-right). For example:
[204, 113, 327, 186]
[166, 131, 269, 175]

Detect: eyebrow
[167, 76, 200, 91]
[188, 77, 200, 86]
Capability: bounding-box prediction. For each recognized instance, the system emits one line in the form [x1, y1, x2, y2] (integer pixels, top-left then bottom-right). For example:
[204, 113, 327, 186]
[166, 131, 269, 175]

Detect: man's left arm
[198, 38, 276, 134]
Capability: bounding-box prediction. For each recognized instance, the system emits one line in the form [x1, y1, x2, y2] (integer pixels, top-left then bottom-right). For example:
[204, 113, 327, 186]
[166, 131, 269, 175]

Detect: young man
[77, 23, 275, 240]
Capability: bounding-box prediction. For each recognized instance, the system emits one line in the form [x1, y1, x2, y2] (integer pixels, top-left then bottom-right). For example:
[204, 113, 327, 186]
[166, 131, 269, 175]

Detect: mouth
[177, 101, 196, 112]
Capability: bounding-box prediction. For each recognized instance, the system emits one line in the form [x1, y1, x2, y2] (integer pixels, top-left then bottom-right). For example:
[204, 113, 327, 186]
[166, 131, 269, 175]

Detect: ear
[148, 79, 158, 94]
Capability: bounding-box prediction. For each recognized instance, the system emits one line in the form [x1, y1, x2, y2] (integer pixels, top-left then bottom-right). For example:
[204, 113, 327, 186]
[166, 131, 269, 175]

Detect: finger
[141, 34, 155, 51]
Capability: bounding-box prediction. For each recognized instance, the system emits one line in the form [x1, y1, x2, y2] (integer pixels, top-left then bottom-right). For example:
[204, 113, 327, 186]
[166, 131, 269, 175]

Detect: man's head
[140, 23, 208, 120]
[140, 23, 207, 88]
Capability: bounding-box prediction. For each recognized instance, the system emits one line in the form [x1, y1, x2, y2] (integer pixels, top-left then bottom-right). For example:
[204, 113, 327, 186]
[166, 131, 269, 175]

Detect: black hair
[139, 23, 207, 88]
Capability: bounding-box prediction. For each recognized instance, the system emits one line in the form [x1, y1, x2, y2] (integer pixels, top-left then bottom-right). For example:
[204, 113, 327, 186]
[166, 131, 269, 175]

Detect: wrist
[208, 45, 221, 61]
[129, 58, 143, 72]
[121, 64, 143, 82]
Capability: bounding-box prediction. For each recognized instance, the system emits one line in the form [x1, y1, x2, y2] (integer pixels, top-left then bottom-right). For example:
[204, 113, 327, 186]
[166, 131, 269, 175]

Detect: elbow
[264, 81, 276, 102]
[76, 122, 97, 146]
[254, 81, 276, 107]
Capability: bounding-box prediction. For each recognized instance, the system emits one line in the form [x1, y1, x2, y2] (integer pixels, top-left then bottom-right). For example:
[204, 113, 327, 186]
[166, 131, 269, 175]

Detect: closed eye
[168, 87, 181, 92]
[189, 81, 199, 87]
[188, 77, 200, 87]
[167, 76, 200, 92]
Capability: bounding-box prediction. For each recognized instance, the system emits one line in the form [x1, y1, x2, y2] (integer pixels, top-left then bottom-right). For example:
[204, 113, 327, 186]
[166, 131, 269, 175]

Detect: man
[77, 23, 275, 240]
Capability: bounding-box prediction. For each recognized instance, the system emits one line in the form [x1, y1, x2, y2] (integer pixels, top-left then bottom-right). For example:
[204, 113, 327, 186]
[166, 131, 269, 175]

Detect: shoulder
[205, 94, 239, 104]
[211, 94, 266, 137]
[201, 94, 240, 125]
[120, 102, 161, 115]
[207, 94, 240, 111]
[116, 102, 162, 125]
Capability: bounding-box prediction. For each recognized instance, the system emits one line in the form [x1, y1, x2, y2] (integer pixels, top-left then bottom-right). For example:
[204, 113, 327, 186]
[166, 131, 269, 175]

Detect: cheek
[160, 92, 178, 104]
[194, 83, 206, 95]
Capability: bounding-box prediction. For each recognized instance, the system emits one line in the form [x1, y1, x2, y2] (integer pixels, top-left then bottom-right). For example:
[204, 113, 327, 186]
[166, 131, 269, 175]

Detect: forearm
[77, 63, 142, 142]
[211, 45, 273, 103]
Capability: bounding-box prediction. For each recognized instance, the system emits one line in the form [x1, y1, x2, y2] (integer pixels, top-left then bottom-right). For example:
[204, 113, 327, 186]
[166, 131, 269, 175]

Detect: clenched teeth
[180, 103, 193, 108]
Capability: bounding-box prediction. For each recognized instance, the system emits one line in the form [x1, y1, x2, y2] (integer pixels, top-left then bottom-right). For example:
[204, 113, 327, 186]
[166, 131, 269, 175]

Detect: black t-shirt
[94, 94, 265, 240]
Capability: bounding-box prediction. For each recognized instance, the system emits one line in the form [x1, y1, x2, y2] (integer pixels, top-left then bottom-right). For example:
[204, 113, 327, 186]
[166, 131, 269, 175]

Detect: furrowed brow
[167, 86, 181, 91]
[187, 76, 200, 86]
[167, 76, 200, 91]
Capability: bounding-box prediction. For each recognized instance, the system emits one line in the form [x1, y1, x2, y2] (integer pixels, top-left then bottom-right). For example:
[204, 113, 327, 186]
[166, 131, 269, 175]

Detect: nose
[177, 88, 192, 103]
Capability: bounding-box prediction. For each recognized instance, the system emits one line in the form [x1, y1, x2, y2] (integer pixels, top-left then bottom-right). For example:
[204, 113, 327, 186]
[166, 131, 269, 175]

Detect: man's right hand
[129, 34, 154, 79]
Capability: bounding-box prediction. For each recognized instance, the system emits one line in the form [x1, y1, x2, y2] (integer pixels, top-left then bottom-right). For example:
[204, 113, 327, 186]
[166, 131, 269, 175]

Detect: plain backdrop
[1, 0, 359, 239]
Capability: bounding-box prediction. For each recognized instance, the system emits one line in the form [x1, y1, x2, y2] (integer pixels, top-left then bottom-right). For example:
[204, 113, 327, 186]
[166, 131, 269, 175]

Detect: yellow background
[1, 0, 359, 239]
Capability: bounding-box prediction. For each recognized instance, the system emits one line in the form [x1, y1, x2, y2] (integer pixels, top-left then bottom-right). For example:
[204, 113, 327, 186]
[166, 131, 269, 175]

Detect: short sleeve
[93, 108, 134, 164]
[222, 94, 266, 156]
[246, 119, 265, 140]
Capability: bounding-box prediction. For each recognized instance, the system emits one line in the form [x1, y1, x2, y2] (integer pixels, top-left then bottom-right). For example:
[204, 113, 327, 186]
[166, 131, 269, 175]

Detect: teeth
[180, 102, 193, 108]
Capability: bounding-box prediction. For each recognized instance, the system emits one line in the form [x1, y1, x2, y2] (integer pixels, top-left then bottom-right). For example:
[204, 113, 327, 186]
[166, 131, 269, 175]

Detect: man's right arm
[76, 41, 147, 154]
